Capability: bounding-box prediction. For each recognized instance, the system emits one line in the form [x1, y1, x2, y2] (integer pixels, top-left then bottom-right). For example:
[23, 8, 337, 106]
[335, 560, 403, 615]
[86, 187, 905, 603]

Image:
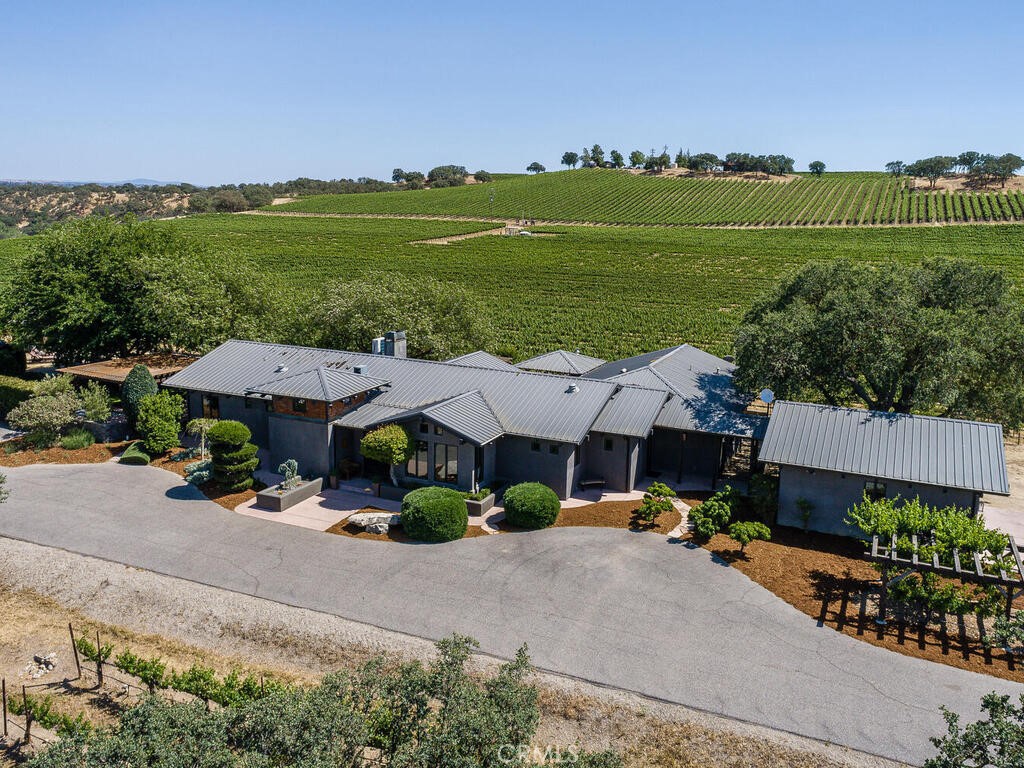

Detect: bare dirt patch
[0, 441, 128, 468]
[700, 527, 1024, 684]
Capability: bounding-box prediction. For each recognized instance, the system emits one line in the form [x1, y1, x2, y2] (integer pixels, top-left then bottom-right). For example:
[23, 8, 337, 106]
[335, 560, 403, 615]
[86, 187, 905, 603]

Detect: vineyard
[0, 215, 1021, 360]
[269, 169, 1024, 227]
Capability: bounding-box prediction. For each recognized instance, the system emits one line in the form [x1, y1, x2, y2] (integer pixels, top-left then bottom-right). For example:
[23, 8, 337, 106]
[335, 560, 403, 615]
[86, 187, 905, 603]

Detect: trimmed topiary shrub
[208, 420, 259, 492]
[360, 424, 414, 486]
[121, 364, 157, 430]
[502, 482, 560, 529]
[119, 441, 151, 465]
[401, 486, 468, 542]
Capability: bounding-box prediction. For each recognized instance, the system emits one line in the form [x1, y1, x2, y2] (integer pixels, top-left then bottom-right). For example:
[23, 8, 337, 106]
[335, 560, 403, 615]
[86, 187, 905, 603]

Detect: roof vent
[353, 364, 366, 375]
[567, 384, 579, 394]
[621, 367, 627, 374]
[275, 365, 288, 373]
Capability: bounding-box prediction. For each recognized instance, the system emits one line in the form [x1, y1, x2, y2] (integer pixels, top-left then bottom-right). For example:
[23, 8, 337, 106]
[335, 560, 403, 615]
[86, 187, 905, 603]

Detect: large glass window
[202, 394, 219, 419]
[407, 441, 429, 479]
[434, 443, 458, 484]
[864, 480, 887, 501]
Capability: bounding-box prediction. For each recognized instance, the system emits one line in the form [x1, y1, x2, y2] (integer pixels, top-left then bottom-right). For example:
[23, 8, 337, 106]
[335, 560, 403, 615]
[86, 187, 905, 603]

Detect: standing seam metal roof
[758, 401, 1009, 495]
[516, 350, 607, 375]
[372, 390, 505, 445]
[249, 366, 390, 401]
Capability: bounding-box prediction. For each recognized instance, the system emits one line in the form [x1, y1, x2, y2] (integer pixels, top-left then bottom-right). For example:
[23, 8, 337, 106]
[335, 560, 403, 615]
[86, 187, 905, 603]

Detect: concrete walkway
[0, 462, 1019, 766]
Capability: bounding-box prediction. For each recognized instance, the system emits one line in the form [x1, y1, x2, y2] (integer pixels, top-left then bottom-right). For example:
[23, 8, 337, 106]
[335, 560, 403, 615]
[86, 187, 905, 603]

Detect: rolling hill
[269, 169, 1024, 227]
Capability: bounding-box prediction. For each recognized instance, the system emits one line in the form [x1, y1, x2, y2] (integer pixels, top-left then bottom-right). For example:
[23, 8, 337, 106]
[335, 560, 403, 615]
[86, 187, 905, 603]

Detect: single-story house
[759, 401, 1010, 536]
[161, 333, 765, 498]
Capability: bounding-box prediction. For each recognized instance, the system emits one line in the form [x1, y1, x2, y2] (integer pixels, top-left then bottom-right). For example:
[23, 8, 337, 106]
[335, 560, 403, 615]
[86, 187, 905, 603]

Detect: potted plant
[985, 611, 1024, 656]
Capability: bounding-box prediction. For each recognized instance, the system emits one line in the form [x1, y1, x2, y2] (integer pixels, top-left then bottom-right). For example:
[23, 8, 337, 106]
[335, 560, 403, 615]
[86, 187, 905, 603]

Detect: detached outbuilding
[759, 401, 1010, 537]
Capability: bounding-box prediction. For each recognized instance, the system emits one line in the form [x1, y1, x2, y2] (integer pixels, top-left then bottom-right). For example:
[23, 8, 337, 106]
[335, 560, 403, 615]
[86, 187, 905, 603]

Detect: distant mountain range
[0, 178, 183, 187]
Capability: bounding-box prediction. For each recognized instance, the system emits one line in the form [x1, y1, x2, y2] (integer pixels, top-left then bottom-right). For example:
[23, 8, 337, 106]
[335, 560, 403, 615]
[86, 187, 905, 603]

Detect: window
[406, 441, 429, 479]
[549, 444, 559, 455]
[603, 437, 614, 452]
[434, 425, 444, 436]
[202, 394, 219, 419]
[419, 422, 429, 434]
[864, 480, 886, 501]
[530, 441, 541, 453]
[434, 443, 458, 484]
[574, 447, 581, 466]
[293, 398, 307, 413]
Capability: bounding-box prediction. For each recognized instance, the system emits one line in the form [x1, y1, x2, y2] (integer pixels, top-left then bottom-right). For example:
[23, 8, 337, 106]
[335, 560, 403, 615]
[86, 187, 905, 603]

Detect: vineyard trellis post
[2, 677, 7, 738]
[95, 630, 104, 687]
[69, 622, 82, 679]
[21, 685, 31, 746]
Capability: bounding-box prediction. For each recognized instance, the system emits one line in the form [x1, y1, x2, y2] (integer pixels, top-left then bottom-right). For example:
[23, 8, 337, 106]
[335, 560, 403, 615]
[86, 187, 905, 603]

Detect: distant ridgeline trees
[886, 151, 1023, 188]
[0, 176, 393, 237]
[560, 146, 796, 176]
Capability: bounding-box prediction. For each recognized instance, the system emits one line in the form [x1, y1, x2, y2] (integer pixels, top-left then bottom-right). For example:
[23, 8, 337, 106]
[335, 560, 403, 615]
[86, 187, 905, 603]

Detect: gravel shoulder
[0, 537, 902, 768]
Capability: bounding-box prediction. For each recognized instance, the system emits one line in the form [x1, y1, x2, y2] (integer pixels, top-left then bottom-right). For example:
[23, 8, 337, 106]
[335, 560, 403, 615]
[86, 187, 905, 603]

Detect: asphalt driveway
[1, 462, 1019, 765]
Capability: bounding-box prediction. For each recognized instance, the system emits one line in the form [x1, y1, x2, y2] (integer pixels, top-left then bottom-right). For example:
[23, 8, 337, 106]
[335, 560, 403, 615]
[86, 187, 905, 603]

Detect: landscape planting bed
[0, 440, 128, 467]
[324, 508, 492, 543]
[703, 527, 1024, 683]
[496, 500, 682, 536]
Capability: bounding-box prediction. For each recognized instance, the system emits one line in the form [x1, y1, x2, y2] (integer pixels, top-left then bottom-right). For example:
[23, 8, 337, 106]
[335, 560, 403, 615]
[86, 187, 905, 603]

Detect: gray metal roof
[374, 391, 505, 445]
[590, 386, 668, 438]
[250, 366, 390, 401]
[446, 350, 519, 371]
[587, 345, 765, 438]
[759, 401, 1009, 495]
[516, 350, 606, 376]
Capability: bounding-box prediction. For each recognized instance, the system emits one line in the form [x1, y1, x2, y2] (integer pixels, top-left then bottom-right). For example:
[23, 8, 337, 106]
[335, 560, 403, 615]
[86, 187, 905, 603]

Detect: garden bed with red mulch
[0, 440, 129, 467]
[496, 500, 682, 535]
[149, 449, 262, 511]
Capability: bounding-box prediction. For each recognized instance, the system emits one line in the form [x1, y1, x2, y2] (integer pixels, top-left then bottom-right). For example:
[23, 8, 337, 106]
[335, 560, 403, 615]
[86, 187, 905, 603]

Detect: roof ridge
[776, 400, 1004, 429]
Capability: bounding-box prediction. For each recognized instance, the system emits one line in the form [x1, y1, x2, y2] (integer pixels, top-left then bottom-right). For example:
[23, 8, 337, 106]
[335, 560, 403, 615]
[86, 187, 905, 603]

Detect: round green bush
[400, 486, 468, 543]
[502, 482, 560, 529]
[208, 420, 251, 448]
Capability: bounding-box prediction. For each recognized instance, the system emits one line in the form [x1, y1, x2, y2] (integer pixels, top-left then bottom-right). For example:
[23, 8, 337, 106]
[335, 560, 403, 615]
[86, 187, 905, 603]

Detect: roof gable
[516, 350, 606, 376]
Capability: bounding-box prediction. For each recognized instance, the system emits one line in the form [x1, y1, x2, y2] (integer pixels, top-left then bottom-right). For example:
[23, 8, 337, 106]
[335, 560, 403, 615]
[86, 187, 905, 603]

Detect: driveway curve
[1, 463, 1019, 765]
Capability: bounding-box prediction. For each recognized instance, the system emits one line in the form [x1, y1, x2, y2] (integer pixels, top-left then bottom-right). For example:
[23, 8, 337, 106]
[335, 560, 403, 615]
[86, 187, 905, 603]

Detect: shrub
[728, 521, 771, 552]
[33, 374, 75, 397]
[121, 364, 158, 430]
[0, 375, 34, 418]
[926, 692, 1024, 768]
[6, 390, 82, 447]
[637, 481, 675, 524]
[184, 459, 212, 485]
[60, 427, 95, 451]
[689, 486, 738, 539]
[80, 380, 112, 422]
[0, 471, 7, 504]
[119, 441, 151, 465]
[360, 424, 414, 485]
[0, 342, 26, 376]
[503, 482, 560, 529]
[209, 419, 258, 492]
[985, 610, 1024, 650]
[115, 649, 167, 693]
[136, 391, 184, 454]
[401, 486, 468, 542]
[473, 170, 493, 183]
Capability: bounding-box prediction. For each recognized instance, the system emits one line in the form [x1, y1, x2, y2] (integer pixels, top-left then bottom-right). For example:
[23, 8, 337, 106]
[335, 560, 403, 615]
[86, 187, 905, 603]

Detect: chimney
[383, 330, 407, 358]
[371, 337, 384, 355]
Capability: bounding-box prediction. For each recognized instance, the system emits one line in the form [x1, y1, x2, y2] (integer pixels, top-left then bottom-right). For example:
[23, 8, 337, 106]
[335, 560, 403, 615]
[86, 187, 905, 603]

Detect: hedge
[119, 441, 151, 465]
[121, 365, 157, 430]
[401, 486, 468, 542]
[502, 482, 560, 529]
[0, 375, 34, 418]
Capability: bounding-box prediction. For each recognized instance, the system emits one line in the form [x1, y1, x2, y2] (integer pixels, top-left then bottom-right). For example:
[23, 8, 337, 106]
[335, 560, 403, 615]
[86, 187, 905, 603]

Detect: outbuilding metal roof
[516, 350, 606, 376]
[250, 366, 390, 401]
[758, 401, 1009, 495]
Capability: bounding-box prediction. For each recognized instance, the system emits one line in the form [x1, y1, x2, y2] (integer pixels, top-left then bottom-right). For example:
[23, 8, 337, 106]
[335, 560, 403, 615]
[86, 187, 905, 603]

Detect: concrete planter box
[378, 484, 410, 502]
[465, 493, 496, 516]
[255, 477, 323, 512]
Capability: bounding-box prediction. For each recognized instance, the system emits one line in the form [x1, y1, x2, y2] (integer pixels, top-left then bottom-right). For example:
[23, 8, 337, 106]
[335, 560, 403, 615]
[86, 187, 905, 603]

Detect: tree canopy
[808, 160, 826, 175]
[299, 273, 492, 360]
[526, 161, 546, 174]
[905, 156, 955, 188]
[426, 165, 467, 188]
[734, 259, 1024, 427]
[561, 151, 579, 169]
[0, 217, 275, 364]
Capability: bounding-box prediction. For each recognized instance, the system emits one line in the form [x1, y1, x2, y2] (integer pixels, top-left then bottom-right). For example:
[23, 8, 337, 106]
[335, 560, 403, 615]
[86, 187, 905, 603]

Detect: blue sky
[4, 0, 1023, 185]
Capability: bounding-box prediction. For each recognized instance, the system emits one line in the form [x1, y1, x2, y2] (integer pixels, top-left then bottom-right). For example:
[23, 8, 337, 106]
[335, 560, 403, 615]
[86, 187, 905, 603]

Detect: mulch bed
[149, 449, 261, 511]
[0, 440, 129, 467]
[325, 507, 492, 543]
[701, 526, 1024, 683]
[496, 500, 682, 535]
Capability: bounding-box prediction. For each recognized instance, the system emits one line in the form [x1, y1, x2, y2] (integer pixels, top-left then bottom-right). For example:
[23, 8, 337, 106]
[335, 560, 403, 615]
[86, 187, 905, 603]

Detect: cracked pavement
[1, 462, 1020, 765]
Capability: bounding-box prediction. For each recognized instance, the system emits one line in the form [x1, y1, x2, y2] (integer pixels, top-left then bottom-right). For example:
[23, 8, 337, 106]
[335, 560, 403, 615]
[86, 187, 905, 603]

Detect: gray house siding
[496, 436, 575, 498]
[581, 433, 636, 492]
[268, 415, 333, 479]
[777, 465, 978, 537]
[182, 392, 270, 448]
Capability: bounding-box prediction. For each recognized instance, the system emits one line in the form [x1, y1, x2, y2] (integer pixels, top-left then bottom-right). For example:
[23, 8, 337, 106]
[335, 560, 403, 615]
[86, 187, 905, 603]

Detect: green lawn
[270, 168, 1024, 227]
[1, 215, 1021, 359]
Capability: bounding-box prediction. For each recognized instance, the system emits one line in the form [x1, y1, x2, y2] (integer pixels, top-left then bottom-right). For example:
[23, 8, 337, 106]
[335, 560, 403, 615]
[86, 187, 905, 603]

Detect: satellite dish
[759, 388, 775, 405]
